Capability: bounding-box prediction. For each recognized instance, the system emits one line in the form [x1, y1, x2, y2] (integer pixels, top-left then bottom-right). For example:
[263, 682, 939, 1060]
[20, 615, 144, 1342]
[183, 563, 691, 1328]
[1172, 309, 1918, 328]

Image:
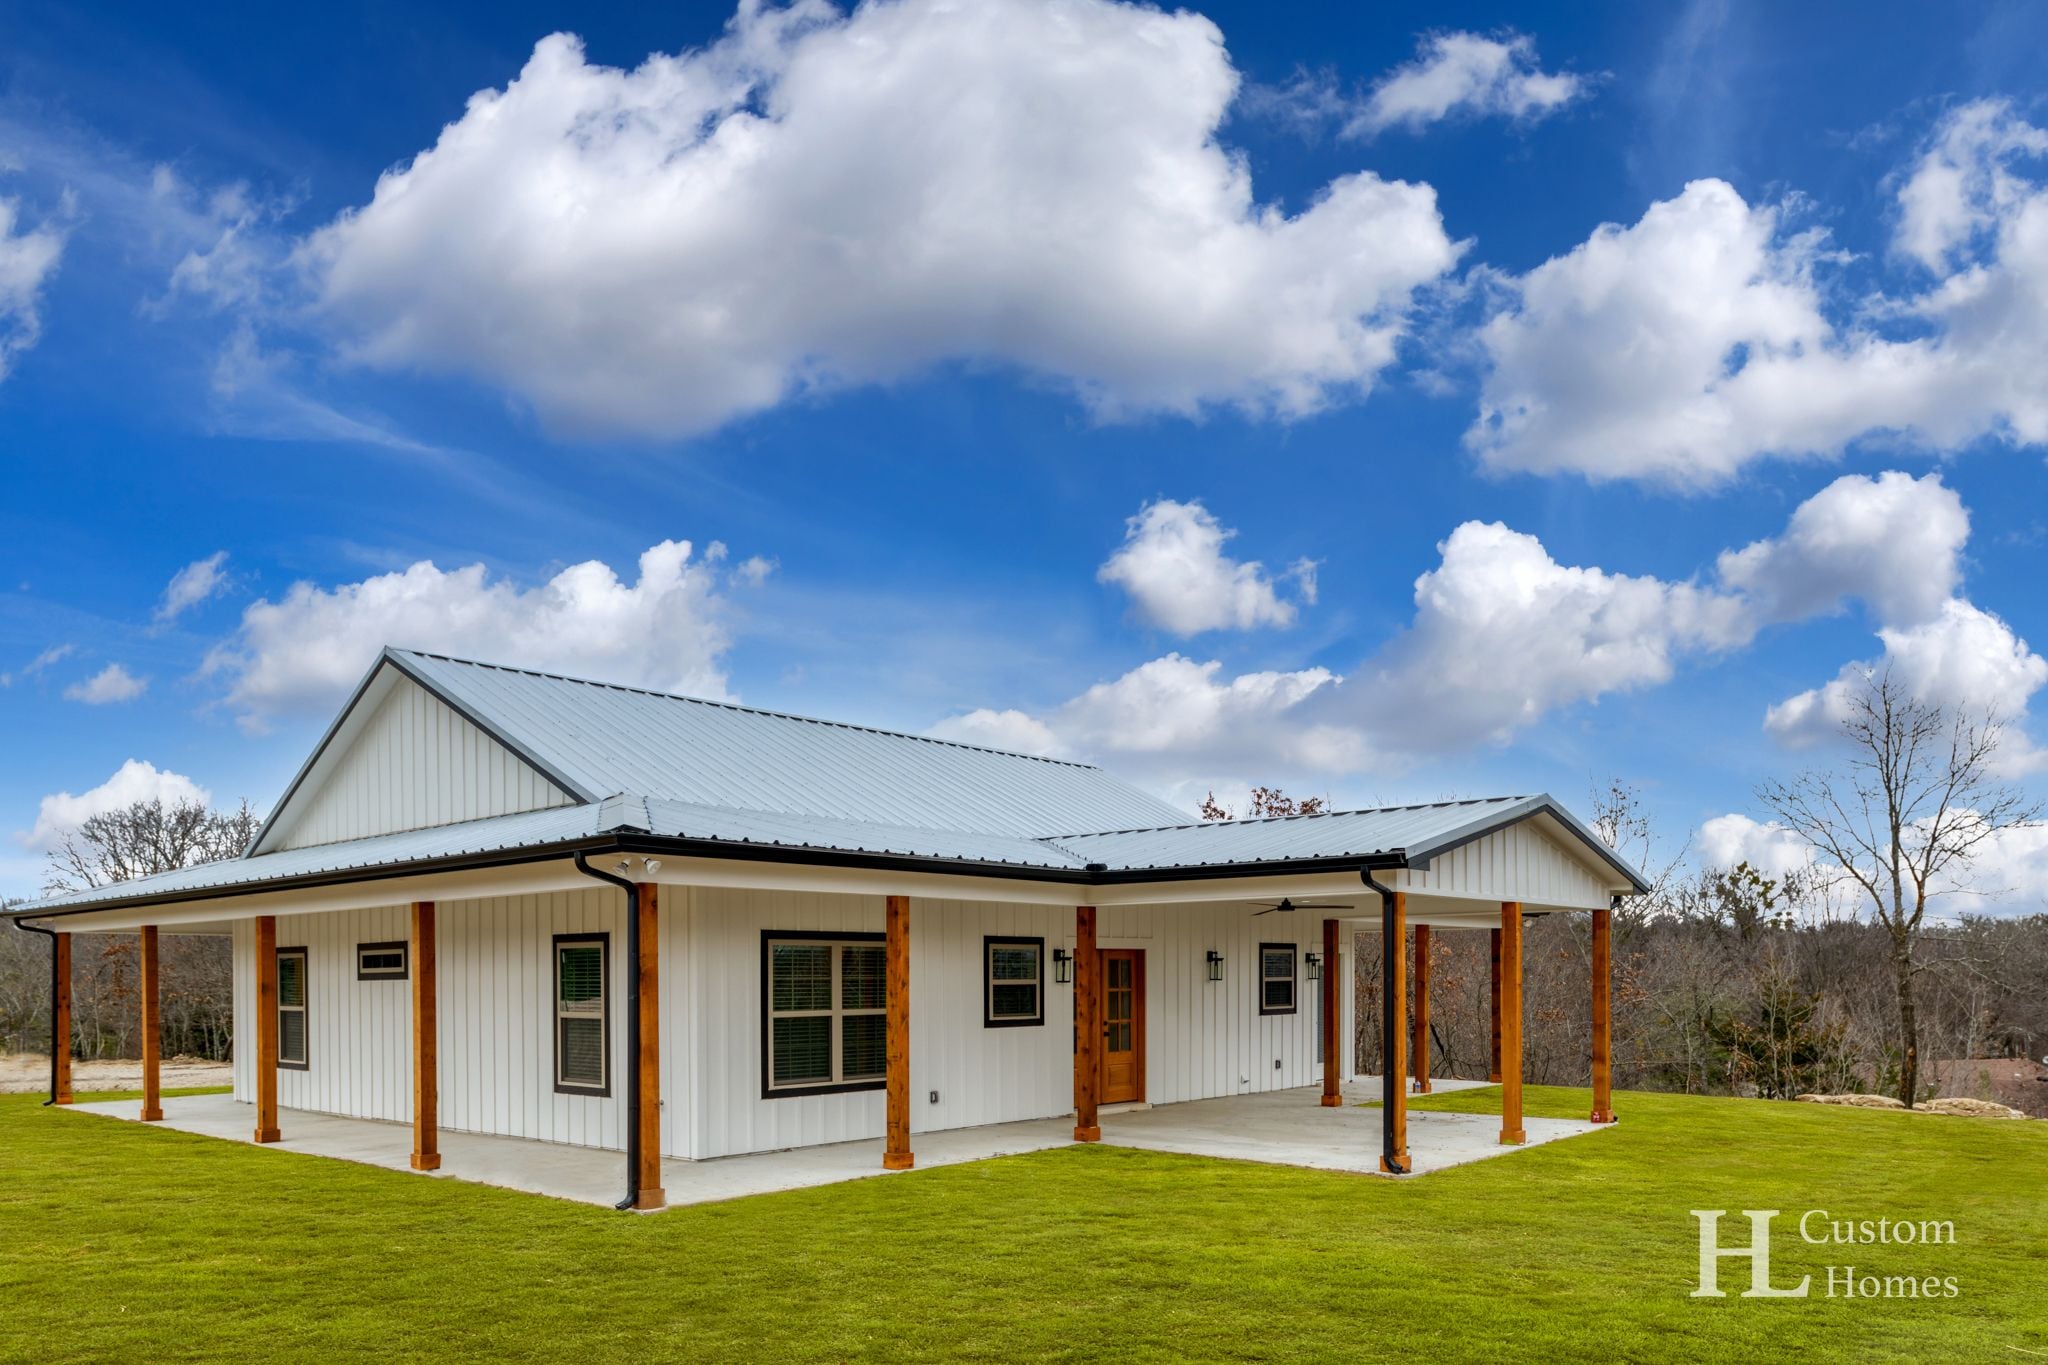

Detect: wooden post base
[142, 1104, 164, 1122]
[634, 1188, 667, 1211]
[1500, 1127, 1526, 1145]
[254, 1127, 282, 1144]
[1073, 1124, 1101, 1142]
[410, 1152, 442, 1171]
[1590, 1109, 1617, 1124]
[1378, 1154, 1409, 1174]
[883, 1151, 915, 1171]
[1319, 1094, 1342, 1108]
[1412, 1078, 1432, 1095]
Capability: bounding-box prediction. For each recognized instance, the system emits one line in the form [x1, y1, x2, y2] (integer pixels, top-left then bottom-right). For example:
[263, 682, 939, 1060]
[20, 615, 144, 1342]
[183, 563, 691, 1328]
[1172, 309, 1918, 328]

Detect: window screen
[984, 937, 1044, 1027]
[277, 948, 309, 1069]
[555, 935, 609, 1095]
[1259, 942, 1297, 1016]
[764, 935, 888, 1095]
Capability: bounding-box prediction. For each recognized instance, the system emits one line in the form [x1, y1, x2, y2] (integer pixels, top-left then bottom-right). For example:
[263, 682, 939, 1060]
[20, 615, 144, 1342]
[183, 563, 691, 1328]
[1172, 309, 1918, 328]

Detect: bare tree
[1757, 672, 2038, 1107]
[44, 798, 260, 895]
[1199, 786, 1328, 821]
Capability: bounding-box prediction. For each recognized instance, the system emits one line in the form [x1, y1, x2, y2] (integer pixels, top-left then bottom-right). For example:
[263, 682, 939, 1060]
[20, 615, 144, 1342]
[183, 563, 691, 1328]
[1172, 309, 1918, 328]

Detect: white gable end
[1395, 814, 1620, 912]
[261, 674, 575, 853]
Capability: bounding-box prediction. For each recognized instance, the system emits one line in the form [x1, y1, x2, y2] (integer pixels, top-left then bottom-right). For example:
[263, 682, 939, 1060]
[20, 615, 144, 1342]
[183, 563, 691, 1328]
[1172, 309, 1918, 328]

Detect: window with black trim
[1259, 942, 1297, 1016]
[763, 933, 886, 1096]
[277, 947, 309, 1069]
[984, 936, 1044, 1027]
[554, 934, 609, 1096]
[356, 941, 408, 980]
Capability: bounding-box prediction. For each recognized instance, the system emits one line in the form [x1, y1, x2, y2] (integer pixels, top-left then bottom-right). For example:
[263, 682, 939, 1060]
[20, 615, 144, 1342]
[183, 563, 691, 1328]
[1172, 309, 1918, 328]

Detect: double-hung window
[1259, 942, 1297, 1016]
[763, 933, 886, 1096]
[277, 947, 309, 1070]
[983, 936, 1044, 1027]
[554, 934, 610, 1096]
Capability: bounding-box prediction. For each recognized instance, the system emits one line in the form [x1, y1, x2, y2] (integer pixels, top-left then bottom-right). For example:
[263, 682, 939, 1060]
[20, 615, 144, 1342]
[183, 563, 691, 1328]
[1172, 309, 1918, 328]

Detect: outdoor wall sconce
[1305, 951, 1321, 981]
[1052, 947, 1072, 984]
[1205, 950, 1224, 982]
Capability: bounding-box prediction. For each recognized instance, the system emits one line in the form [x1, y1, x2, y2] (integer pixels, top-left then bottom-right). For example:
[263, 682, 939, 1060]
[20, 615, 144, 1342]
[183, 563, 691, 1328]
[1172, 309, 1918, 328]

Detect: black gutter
[12, 917, 61, 1105]
[573, 852, 643, 1213]
[7, 833, 1408, 924]
[1361, 868, 1408, 1174]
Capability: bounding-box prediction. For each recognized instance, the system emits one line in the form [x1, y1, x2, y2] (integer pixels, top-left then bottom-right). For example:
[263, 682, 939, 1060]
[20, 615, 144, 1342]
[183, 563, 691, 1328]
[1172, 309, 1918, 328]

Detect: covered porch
[67, 1078, 1608, 1209]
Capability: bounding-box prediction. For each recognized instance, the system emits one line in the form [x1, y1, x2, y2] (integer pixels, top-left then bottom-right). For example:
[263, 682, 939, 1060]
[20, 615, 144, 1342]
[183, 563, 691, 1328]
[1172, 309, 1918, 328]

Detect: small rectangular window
[1259, 942, 1297, 1016]
[763, 932, 888, 1097]
[277, 947, 309, 1070]
[554, 934, 609, 1096]
[984, 936, 1044, 1027]
[356, 941, 408, 980]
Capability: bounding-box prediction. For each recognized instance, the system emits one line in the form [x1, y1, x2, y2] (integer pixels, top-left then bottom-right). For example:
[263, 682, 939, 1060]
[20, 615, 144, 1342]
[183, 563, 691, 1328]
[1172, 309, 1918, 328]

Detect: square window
[762, 933, 889, 1097]
[983, 937, 1044, 1027]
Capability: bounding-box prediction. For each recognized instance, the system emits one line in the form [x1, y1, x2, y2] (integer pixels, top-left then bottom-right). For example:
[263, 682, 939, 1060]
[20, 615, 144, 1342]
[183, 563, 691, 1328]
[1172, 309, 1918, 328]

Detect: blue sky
[5, 0, 2048, 906]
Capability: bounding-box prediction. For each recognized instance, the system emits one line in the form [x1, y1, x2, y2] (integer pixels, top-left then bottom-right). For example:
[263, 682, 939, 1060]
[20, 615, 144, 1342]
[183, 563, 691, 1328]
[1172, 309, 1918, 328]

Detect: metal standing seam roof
[394, 649, 1191, 838]
[6, 650, 1649, 917]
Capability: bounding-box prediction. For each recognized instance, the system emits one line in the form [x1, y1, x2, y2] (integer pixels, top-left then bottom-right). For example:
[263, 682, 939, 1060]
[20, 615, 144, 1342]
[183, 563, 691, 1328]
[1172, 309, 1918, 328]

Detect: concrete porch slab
[1097, 1081, 1605, 1177]
[67, 1079, 1604, 1207]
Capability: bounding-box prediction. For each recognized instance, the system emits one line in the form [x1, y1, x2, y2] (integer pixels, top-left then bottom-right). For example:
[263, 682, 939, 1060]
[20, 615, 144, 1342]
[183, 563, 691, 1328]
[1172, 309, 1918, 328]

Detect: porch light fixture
[1052, 947, 1073, 984]
[1305, 951, 1321, 981]
[1205, 950, 1224, 982]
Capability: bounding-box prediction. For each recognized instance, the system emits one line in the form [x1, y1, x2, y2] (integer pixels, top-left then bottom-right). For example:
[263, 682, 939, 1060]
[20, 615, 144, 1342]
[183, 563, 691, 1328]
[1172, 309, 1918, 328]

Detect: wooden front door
[1100, 949, 1145, 1104]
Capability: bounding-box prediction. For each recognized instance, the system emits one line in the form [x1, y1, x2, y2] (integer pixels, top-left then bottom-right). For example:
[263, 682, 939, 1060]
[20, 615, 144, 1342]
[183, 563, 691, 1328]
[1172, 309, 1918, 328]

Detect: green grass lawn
[1, 1086, 2041, 1363]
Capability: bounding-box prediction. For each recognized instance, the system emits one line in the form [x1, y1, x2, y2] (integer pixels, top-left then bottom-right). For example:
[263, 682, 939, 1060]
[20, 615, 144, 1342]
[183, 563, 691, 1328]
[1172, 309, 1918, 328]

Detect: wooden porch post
[253, 915, 281, 1143]
[1380, 893, 1409, 1173]
[1488, 927, 1503, 1084]
[409, 902, 440, 1171]
[1073, 905, 1101, 1141]
[140, 925, 163, 1122]
[1320, 917, 1341, 1107]
[634, 884, 666, 1205]
[1590, 904, 1616, 1124]
[53, 932, 72, 1105]
[1499, 903, 1525, 1145]
[883, 894, 913, 1171]
[1411, 923, 1432, 1095]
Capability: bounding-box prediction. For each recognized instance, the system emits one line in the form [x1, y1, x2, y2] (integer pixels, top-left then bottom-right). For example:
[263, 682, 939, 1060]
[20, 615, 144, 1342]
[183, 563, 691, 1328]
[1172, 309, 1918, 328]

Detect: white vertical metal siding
[680, 891, 1333, 1160]
[269, 678, 572, 851]
[227, 889, 625, 1150]
[1398, 820, 1613, 910]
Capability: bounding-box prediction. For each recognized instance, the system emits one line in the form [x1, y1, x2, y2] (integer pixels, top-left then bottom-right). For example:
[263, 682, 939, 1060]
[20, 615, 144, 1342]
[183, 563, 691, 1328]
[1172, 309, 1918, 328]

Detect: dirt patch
[0, 1052, 232, 1095]
[1931, 1058, 2048, 1119]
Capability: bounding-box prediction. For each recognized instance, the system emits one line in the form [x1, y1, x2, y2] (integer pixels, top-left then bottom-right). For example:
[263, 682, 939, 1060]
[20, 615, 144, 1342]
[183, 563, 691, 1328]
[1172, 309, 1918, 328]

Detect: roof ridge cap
[1041, 794, 1533, 841]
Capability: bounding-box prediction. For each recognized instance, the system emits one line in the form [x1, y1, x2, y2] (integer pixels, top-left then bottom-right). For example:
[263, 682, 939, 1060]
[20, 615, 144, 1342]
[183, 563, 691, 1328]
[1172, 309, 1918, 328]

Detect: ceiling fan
[1250, 898, 1354, 916]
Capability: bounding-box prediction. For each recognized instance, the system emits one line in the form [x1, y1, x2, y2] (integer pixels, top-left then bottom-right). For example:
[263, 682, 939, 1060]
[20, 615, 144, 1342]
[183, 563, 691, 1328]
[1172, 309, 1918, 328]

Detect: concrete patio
[68, 1080, 1607, 1208]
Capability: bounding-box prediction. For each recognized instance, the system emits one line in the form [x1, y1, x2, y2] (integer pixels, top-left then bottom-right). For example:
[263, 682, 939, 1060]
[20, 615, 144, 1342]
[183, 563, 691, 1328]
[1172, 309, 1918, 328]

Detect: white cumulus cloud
[302, 0, 1459, 438]
[1351, 31, 1584, 137]
[21, 759, 210, 850]
[63, 663, 148, 705]
[203, 540, 745, 730]
[1097, 500, 1314, 635]
[1469, 101, 2048, 487]
[1696, 813, 1817, 882]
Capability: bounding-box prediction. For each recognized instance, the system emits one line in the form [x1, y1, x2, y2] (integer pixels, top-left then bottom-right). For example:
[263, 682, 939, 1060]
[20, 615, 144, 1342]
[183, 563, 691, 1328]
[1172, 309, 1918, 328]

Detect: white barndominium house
[8, 649, 1643, 1208]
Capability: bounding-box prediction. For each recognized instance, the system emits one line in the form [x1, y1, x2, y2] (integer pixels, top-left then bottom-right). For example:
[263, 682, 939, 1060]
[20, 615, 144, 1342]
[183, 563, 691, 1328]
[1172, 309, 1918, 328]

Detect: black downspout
[13, 917, 61, 1106]
[573, 852, 641, 1212]
[1361, 869, 1407, 1174]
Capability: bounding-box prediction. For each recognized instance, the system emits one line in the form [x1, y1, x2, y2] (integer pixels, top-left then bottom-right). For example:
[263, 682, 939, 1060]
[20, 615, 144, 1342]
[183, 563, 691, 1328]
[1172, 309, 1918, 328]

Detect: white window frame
[553, 933, 609, 1097]
[355, 941, 408, 980]
[1259, 942, 1298, 1016]
[983, 936, 1044, 1028]
[276, 947, 309, 1070]
[763, 933, 887, 1097]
